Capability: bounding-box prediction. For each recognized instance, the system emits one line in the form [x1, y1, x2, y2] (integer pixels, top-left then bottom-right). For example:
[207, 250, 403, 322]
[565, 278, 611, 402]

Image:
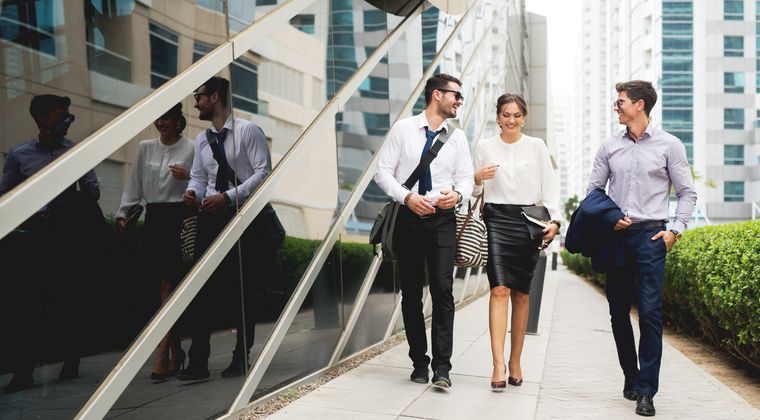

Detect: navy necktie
[209, 128, 233, 193]
[419, 126, 443, 195]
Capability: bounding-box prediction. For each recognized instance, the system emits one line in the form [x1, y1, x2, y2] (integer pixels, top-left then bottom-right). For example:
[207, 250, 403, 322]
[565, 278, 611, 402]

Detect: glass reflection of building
[0, 1, 543, 418]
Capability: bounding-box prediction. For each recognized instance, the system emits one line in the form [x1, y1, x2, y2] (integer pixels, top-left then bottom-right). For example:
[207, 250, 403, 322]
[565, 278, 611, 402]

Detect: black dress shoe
[176, 368, 210, 381]
[623, 378, 638, 401]
[3, 374, 34, 394]
[636, 395, 656, 417]
[410, 367, 429, 384]
[431, 371, 451, 389]
[221, 358, 247, 378]
[59, 359, 80, 381]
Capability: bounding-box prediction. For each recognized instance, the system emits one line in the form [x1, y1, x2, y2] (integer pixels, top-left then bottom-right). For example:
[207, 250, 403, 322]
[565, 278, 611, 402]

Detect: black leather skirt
[483, 203, 542, 294]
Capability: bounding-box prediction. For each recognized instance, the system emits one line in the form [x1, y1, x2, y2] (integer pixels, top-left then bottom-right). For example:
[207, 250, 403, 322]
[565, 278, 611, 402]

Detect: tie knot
[425, 126, 444, 141]
[214, 128, 228, 144]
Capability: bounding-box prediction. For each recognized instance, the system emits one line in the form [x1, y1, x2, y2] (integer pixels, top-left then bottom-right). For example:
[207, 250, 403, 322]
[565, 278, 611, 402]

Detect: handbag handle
[456, 192, 484, 244]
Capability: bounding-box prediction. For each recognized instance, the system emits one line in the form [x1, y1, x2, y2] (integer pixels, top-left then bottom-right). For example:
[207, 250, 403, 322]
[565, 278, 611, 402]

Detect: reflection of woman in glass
[472, 94, 560, 391]
[115, 103, 194, 381]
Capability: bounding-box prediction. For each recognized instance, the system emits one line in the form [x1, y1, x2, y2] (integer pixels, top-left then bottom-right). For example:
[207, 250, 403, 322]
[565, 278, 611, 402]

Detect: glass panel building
[0, 1, 545, 418]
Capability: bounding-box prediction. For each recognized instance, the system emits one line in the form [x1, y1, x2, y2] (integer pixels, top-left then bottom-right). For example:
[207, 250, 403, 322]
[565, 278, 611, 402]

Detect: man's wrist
[669, 229, 682, 240]
[223, 192, 232, 205]
[403, 192, 413, 205]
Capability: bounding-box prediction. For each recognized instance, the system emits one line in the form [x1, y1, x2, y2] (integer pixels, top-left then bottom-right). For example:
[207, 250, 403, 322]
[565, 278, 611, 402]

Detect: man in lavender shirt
[587, 80, 696, 417]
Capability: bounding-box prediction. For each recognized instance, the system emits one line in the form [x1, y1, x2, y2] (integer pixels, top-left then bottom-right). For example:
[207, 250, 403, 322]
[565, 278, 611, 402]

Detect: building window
[231, 57, 259, 114]
[724, 0, 743, 20]
[359, 76, 389, 99]
[197, 0, 224, 13]
[724, 108, 744, 129]
[149, 22, 178, 88]
[363, 112, 390, 136]
[724, 145, 744, 165]
[0, 0, 63, 55]
[363, 9, 386, 32]
[724, 181, 744, 202]
[256, 0, 277, 5]
[724, 36, 744, 56]
[192, 40, 214, 63]
[724, 72, 744, 93]
[290, 14, 315, 34]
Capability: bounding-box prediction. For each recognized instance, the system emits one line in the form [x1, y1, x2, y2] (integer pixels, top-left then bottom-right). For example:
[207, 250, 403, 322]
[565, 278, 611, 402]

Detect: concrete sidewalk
[264, 264, 759, 419]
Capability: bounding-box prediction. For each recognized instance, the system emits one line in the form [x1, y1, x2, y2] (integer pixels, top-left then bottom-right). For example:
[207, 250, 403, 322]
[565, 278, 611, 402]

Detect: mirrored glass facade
[0, 1, 535, 418]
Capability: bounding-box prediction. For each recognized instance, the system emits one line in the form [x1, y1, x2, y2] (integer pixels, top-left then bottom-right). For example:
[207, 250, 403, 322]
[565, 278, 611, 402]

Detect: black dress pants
[394, 206, 456, 374]
[186, 206, 283, 370]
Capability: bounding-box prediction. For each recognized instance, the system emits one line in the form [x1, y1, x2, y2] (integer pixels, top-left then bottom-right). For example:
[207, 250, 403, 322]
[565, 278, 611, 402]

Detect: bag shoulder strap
[456, 193, 483, 244]
[205, 128, 242, 185]
[401, 128, 452, 190]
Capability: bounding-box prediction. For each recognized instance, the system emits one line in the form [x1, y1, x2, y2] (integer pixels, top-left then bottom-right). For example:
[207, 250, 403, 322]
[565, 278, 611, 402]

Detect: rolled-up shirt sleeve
[115, 143, 143, 219]
[586, 141, 610, 195]
[226, 124, 271, 204]
[538, 143, 560, 221]
[374, 122, 409, 204]
[452, 133, 474, 203]
[668, 140, 697, 233]
[187, 135, 207, 200]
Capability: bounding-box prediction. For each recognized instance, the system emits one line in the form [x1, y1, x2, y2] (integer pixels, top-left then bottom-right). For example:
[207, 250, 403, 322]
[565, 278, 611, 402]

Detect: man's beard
[198, 109, 213, 121]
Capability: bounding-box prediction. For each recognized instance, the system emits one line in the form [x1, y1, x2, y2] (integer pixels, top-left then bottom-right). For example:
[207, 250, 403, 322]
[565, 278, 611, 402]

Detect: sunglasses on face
[438, 88, 464, 101]
[613, 98, 639, 109]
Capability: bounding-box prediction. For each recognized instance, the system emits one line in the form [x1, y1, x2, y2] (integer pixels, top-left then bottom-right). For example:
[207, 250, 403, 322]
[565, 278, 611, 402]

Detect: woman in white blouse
[115, 103, 194, 381]
[472, 93, 560, 391]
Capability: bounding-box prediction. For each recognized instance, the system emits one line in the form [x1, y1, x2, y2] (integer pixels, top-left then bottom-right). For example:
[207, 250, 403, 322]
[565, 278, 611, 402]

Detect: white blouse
[472, 134, 560, 221]
[115, 137, 195, 219]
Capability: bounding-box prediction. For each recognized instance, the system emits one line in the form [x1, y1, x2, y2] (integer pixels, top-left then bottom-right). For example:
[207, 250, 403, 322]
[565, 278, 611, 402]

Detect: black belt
[402, 205, 454, 219]
[627, 220, 665, 231]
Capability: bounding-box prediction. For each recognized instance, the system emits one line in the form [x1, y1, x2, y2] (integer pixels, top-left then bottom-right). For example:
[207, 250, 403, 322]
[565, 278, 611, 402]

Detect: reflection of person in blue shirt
[1, 94, 101, 394]
[0, 95, 99, 204]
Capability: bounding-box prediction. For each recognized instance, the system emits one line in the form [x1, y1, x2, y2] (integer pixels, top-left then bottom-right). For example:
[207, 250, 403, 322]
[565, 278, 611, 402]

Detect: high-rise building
[0, 1, 545, 418]
[579, 0, 758, 223]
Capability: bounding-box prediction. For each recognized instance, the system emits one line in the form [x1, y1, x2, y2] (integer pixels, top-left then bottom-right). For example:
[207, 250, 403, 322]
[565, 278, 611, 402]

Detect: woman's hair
[496, 93, 528, 116]
[158, 102, 187, 134]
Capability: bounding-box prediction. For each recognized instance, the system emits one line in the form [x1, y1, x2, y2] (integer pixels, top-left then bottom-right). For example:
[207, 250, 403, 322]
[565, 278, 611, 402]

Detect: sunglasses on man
[437, 88, 464, 102]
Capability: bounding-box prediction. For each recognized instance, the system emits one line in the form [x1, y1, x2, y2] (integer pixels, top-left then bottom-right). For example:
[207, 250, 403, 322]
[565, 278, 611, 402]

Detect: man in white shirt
[374, 74, 474, 388]
[179, 77, 285, 381]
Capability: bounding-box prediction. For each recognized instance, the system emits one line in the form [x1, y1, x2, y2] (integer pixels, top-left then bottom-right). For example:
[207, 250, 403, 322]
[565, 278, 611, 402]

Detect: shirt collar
[210, 115, 235, 134]
[622, 121, 655, 141]
[415, 112, 449, 133]
[33, 137, 68, 150]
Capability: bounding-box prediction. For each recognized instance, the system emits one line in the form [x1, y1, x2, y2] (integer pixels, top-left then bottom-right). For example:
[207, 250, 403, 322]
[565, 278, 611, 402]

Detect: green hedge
[561, 220, 760, 370]
[664, 220, 760, 369]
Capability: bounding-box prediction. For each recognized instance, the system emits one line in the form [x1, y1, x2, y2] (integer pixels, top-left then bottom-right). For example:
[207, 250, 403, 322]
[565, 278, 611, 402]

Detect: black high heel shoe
[151, 349, 186, 381]
[490, 366, 507, 392]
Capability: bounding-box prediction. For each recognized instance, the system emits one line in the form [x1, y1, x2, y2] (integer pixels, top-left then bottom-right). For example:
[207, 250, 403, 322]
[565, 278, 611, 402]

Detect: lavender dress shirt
[586, 123, 697, 233]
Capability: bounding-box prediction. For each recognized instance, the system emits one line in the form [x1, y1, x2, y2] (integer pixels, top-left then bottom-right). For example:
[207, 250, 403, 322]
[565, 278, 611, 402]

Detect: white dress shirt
[187, 116, 272, 204]
[116, 137, 194, 219]
[472, 134, 560, 221]
[374, 113, 474, 205]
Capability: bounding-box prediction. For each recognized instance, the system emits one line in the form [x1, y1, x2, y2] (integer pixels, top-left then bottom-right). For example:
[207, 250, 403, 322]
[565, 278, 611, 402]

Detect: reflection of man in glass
[179, 76, 285, 381]
[374, 74, 473, 389]
[1, 95, 101, 393]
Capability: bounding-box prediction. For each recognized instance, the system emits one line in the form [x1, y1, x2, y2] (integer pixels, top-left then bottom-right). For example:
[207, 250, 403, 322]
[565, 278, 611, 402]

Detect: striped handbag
[455, 194, 488, 268]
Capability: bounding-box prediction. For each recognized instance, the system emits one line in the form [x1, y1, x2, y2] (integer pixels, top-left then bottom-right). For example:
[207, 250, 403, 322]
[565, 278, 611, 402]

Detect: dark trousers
[605, 226, 667, 397]
[186, 207, 282, 370]
[394, 206, 456, 374]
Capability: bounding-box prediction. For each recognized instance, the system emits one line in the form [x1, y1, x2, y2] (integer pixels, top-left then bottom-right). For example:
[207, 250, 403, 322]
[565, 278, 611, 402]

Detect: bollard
[526, 251, 547, 335]
[551, 251, 557, 270]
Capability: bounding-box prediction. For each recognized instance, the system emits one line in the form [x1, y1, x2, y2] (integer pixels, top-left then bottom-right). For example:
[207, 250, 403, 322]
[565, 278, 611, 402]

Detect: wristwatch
[669, 229, 682, 240]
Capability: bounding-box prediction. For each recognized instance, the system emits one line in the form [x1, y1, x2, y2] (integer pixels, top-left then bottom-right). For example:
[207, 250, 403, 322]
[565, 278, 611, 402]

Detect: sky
[525, 0, 582, 98]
